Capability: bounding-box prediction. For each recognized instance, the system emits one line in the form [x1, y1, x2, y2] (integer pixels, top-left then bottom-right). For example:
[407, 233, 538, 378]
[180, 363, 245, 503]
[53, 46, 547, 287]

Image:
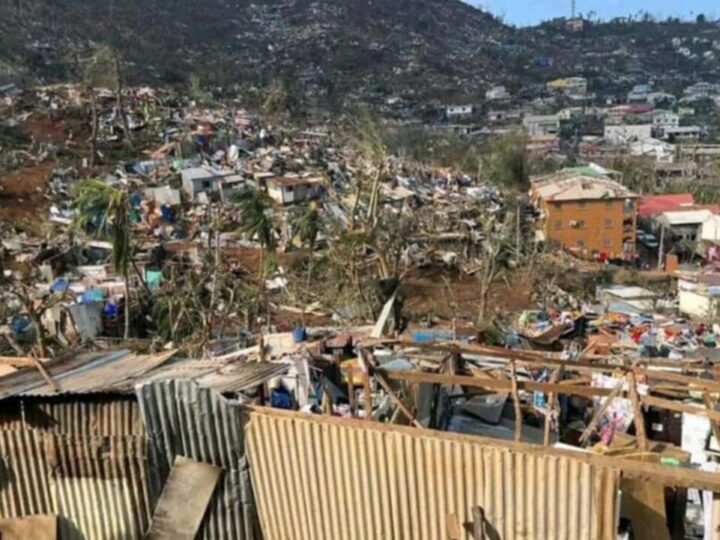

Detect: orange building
[530, 172, 638, 260]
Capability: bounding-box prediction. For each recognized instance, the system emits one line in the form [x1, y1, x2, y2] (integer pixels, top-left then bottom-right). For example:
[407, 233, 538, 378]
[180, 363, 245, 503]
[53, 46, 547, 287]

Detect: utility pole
[657, 225, 665, 271]
[571, 0, 576, 18]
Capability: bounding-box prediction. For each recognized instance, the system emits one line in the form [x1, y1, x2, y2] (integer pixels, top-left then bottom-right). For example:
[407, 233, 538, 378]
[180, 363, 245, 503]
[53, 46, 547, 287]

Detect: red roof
[639, 193, 694, 218]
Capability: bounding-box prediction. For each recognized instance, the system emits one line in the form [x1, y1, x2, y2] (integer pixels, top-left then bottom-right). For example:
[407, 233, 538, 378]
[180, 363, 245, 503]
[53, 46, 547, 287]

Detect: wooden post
[510, 361, 522, 443]
[543, 368, 561, 447]
[579, 376, 626, 444]
[374, 370, 424, 429]
[710, 492, 720, 540]
[627, 371, 648, 451]
[472, 506, 487, 540]
[704, 393, 720, 446]
[359, 351, 373, 421]
[347, 380, 356, 418]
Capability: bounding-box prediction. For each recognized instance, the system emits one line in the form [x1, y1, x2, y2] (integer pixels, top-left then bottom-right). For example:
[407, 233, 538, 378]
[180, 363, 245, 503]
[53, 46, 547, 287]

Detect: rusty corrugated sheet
[46, 433, 151, 539]
[0, 350, 176, 399]
[140, 359, 289, 394]
[136, 380, 259, 540]
[246, 409, 620, 540]
[0, 429, 52, 518]
[0, 398, 151, 540]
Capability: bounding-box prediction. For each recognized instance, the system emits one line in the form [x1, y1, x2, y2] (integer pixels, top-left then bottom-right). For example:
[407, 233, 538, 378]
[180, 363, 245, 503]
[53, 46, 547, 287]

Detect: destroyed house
[181, 167, 244, 200]
[531, 172, 638, 260]
[0, 349, 288, 539]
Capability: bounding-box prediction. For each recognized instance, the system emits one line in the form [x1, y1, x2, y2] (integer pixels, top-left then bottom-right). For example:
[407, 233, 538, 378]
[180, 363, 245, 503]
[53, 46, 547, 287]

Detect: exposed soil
[0, 162, 53, 226]
[20, 115, 71, 145]
[402, 265, 536, 323]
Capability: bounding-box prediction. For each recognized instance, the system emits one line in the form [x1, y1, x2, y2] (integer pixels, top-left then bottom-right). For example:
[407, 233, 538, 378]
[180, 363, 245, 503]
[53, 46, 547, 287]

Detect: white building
[604, 124, 653, 145]
[181, 167, 243, 200]
[629, 138, 675, 163]
[445, 105, 473, 118]
[266, 177, 322, 205]
[523, 115, 560, 137]
[663, 126, 702, 141]
[485, 86, 510, 101]
[678, 273, 720, 319]
[652, 111, 680, 132]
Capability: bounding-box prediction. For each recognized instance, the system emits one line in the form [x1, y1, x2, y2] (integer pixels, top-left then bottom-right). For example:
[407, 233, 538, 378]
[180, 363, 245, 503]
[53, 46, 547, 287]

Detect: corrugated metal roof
[141, 359, 289, 394]
[0, 350, 177, 399]
[136, 380, 259, 540]
[246, 409, 620, 540]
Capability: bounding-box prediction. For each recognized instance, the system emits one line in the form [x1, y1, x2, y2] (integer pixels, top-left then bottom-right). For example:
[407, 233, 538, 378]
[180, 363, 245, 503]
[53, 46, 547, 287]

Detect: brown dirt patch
[403, 266, 536, 322]
[0, 162, 53, 225]
[20, 115, 70, 145]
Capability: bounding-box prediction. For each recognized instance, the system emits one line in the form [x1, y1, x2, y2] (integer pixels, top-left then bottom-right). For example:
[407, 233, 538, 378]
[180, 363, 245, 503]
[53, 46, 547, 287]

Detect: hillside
[0, 0, 719, 107]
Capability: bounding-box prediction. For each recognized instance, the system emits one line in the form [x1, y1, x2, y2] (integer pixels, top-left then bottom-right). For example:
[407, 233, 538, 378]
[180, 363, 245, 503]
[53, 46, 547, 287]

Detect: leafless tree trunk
[88, 85, 98, 166]
[114, 50, 134, 148]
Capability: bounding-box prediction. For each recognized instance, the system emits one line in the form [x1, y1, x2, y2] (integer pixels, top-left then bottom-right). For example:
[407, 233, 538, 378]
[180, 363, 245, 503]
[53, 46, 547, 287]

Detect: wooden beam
[510, 361, 522, 443]
[472, 507, 486, 540]
[446, 513, 461, 540]
[703, 393, 720, 445]
[31, 355, 58, 393]
[0, 356, 41, 367]
[381, 369, 617, 399]
[642, 395, 720, 424]
[359, 351, 373, 421]
[543, 368, 561, 447]
[374, 369, 424, 429]
[627, 372, 648, 452]
[579, 377, 626, 444]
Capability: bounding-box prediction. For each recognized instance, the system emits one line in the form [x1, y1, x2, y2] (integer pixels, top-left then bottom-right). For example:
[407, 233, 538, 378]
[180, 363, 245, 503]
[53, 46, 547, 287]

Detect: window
[578, 201, 587, 209]
[553, 220, 562, 229]
[286, 185, 294, 193]
[604, 238, 613, 247]
[577, 239, 586, 247]
[605, 201, 614, 209]
[604, 219, 614, 228]
[202, 180, 212, 189]
[553, 202, 562, 210]
[572, 220, 586, 229]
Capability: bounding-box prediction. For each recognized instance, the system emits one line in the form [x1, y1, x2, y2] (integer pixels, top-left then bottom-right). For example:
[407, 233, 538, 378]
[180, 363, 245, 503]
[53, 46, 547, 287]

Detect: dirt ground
[402, 266, 536, 323]
[0, 162, 54, 228]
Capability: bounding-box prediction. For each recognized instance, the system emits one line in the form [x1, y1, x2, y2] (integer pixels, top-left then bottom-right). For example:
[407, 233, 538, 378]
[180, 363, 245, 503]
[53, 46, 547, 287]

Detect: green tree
[72, 180, 133, 339]
[483, 132, 530, 190]
[292, 202, 322, 284]
[234, 189, 277, 279]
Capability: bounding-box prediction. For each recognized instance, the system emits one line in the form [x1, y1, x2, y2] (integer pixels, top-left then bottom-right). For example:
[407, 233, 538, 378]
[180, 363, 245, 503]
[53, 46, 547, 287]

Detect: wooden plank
[144, 456, 222, 540]
[620, 478, 671, 540]
[642, 395, 720, 424]
[579, 377, 626, 444]
[472, 506, 487, 540]
[374, 369, 424, 429]
[703, 393, 720, 446]
[0, 356, 39, 367]
[627, 372, 648, 452]
[381, 369, 617, 399]
[0, 515, 57, 540]
[446, 513, 461, 540]
[544, 368, 561, 447]
[510, 361, 522, 442]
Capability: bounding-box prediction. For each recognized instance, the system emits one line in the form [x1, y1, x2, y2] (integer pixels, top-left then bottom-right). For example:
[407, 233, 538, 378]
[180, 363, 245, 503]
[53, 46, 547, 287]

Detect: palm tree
[72, 179, 132, 339]
[234, 189, 276, 279]
[292, 203, 322, 284]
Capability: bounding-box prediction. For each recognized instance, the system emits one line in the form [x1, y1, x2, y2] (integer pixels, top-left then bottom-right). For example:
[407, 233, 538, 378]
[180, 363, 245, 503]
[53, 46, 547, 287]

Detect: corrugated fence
[246, 409, 620, 540]
[0, 398, 151, 540]
[136, 380, 259, 540]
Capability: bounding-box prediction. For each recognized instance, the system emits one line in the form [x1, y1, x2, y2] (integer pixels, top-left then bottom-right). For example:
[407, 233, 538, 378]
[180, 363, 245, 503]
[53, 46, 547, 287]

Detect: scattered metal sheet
[145, 456, 223, 540]
[0, 350, 177, 398]
[140, 359, 289, 394]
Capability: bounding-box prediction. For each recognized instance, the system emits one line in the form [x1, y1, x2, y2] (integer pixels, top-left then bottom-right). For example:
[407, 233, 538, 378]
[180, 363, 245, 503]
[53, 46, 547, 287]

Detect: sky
[471, 0, 717, 27]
